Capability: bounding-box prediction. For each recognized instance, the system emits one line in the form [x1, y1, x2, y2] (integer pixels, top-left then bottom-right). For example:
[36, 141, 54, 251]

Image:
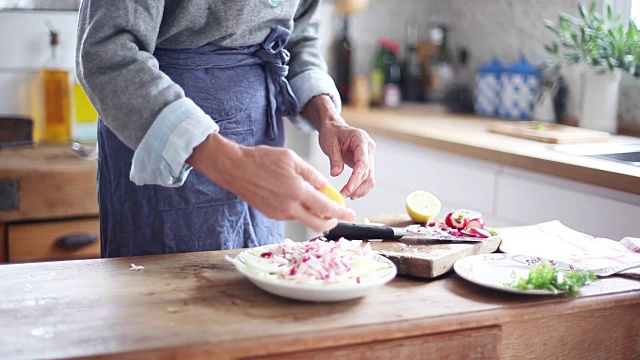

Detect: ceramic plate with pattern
[454, 253, 584, 295]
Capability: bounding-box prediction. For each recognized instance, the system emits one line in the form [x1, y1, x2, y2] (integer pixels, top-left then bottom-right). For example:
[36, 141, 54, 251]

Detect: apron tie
[255, 26, 300, 139]
[153, 26, 299, 140]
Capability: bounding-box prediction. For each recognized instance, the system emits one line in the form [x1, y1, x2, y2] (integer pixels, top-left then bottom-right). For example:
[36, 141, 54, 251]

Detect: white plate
[227, 247, 397, 302]
[453, 253, 585, 295]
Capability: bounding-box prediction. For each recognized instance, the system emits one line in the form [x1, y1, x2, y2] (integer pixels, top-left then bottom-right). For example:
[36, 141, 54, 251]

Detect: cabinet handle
[54, 232, 98, 250]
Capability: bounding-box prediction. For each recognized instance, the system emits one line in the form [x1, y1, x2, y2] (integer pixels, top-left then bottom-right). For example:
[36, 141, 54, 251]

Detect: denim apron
[97, 26, 299, 257]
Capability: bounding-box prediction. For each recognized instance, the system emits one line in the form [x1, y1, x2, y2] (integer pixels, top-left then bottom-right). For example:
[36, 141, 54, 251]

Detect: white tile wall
[0, 11, 78, 116]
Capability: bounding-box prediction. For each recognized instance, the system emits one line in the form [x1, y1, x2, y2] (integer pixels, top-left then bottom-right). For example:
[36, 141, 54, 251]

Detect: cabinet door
[8, 218, 101, 262]
[496, 168, 640, 239]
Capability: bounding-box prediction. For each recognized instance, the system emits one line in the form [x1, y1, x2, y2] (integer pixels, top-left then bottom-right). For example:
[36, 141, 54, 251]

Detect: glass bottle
[429, 25, 454, 102]
[335, 17, 353, 104]
[41, 28, 71, 143]
[370, 40, 387, 106]
[382, 41, 401, 107]
[401, 25, 424, 102]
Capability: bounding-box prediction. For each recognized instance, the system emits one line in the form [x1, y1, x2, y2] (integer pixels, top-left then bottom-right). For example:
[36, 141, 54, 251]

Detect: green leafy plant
[544, 1, 640, 77]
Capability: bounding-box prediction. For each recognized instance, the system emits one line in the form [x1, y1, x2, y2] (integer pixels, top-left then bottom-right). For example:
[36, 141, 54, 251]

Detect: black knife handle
[323, 222, 396, 240]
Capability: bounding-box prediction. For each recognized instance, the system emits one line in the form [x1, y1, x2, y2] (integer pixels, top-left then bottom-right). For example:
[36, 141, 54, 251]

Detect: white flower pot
[560, 65, 586, 122]
[579, 68, 622, 133]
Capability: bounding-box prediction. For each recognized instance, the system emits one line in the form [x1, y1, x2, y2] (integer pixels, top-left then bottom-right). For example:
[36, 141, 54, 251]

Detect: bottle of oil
[41, 26, 71, 143]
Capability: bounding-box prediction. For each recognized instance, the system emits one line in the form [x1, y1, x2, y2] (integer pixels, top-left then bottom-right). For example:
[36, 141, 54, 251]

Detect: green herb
[505, 261, 597, 296]
[543, 1, 640, 77]
[484, 227, 499, 236]
[166, 307, 178, 313]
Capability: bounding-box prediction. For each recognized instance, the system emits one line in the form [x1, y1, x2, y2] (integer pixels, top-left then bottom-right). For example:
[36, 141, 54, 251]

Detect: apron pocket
[154, 111, 255, 211]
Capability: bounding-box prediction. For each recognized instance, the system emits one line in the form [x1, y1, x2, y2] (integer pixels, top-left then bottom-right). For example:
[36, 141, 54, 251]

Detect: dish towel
[498, 220, 640, 279]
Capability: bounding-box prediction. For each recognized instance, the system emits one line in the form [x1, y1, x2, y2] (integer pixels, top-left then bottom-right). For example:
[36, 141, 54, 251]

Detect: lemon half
[406, 190, 442, 224]
[319, 184, 346, 207]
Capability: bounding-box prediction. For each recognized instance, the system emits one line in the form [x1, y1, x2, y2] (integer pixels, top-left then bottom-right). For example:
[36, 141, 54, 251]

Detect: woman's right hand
[187, 133, 356, 233]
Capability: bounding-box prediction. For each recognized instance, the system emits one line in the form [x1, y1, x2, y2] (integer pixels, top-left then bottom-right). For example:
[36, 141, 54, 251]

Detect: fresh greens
[543, 1, 640, 77]
[506, 261, 597, 296]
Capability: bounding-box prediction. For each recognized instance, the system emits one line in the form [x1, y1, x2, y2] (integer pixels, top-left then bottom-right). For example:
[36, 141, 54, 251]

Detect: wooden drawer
[8, 218, 100, 262]
[253, 326, 501, 360]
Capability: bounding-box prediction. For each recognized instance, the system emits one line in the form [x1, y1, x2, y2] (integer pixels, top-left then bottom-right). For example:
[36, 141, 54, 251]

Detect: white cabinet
[496, 168, 640, 240]
[289, 125, 640, 241]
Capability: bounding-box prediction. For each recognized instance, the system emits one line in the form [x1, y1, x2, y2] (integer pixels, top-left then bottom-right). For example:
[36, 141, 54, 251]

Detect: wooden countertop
[0, 145, 98, 222]
[342, 106, 640, 196]
[1, 250, 638, 359]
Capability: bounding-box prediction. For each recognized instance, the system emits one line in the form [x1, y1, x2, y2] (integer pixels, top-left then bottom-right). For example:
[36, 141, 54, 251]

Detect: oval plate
[227, 246, 397, 302]
[454, 253, 586, 295]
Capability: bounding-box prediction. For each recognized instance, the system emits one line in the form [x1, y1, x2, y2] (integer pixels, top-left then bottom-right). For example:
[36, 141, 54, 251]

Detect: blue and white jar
[499, 56, 541, 120]
[474, 59, 503, 117]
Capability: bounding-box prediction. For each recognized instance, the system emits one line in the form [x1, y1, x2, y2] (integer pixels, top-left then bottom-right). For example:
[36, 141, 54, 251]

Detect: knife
[323, 222, 488, 243]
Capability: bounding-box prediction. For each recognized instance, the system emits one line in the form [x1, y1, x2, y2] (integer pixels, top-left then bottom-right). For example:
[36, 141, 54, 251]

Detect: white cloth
[498, 221, 640, 279]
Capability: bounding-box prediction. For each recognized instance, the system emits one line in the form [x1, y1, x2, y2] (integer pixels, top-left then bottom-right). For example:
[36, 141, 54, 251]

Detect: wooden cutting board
[487, 121, 610, 144]
[368, 214, 501, 278]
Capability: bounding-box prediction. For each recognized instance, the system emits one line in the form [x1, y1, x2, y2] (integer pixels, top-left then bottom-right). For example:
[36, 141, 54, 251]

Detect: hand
[301, 95, 376, 200]
[187, 133, 356, 233]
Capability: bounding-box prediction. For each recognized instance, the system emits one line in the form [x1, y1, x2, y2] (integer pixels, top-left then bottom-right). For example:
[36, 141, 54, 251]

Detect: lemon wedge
[406, 190, 442, 224]
[319, 184, 346, 207]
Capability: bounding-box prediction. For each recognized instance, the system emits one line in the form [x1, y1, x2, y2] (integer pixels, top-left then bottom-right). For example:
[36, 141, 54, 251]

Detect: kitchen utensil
[324, 222, 488, 243]
[68, 142, 97, 160]
[361, 213, 502, 278]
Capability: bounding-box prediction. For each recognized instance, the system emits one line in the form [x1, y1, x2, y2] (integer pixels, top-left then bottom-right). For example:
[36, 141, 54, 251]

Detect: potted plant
[543, 1, 640, 133]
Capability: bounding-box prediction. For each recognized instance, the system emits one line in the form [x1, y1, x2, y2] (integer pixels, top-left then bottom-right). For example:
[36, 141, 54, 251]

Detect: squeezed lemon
[319, 184, 346, 207]
[406, 190, 442, 224]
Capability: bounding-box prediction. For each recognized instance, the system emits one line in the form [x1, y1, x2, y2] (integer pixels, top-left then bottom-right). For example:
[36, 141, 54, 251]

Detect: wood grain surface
[367, 213, 501, 278]
[342, 106, 640, 196]
[0, 249, 638, 359]
[0, 145, 98, 222]
[487, 121, 610, 144]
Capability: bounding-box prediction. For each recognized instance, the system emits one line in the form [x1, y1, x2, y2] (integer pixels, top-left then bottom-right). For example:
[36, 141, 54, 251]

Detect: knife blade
[323, 222, 488, 243]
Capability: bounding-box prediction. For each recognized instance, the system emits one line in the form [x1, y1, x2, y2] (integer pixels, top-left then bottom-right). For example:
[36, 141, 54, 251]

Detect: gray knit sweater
[76, 0, 333, 150]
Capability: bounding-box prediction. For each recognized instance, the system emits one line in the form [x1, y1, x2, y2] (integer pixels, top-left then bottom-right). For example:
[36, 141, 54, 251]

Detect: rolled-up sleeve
[76, 0, 218, 187]
[286, 0, 342, 132]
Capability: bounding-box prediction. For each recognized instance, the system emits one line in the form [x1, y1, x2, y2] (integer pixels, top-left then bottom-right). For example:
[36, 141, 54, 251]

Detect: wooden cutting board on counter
[368, 214, 501, 278]
[487, 121, 610, 144]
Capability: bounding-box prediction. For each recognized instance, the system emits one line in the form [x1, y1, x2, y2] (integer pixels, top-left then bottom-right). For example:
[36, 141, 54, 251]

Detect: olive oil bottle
[41, 27, 71, 143]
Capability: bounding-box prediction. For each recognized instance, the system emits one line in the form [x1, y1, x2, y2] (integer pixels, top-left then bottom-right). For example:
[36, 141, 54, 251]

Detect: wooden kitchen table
[1, 250, 639, 360]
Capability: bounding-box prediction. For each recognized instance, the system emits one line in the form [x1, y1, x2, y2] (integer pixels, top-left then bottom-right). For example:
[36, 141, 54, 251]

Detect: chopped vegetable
[459, 229, 478, 237]
[166, 307, 177, 313]
[228, 239, 393, 285]
[536, 123, 547, 131]
[467, 218, 486, 229]
[129, 264, 144, 271]
[484, 227, 499, 236]
[470, 227, 491, 238]
[445, 210, 469, 230]
[505, 261, 597, 296]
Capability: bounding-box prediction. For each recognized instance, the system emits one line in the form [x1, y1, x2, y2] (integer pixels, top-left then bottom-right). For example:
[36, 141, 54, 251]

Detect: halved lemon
[406, 190, 442, 224]
[319, 184, 346, 207]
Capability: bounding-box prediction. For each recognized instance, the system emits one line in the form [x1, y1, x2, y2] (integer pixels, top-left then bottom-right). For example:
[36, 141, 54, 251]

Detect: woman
[76, 0, 376, 257]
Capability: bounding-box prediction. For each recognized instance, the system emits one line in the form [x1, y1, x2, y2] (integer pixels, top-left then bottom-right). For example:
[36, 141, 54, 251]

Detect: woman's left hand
[301, 95, 376, 200]
[318, 121, 376, 200]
